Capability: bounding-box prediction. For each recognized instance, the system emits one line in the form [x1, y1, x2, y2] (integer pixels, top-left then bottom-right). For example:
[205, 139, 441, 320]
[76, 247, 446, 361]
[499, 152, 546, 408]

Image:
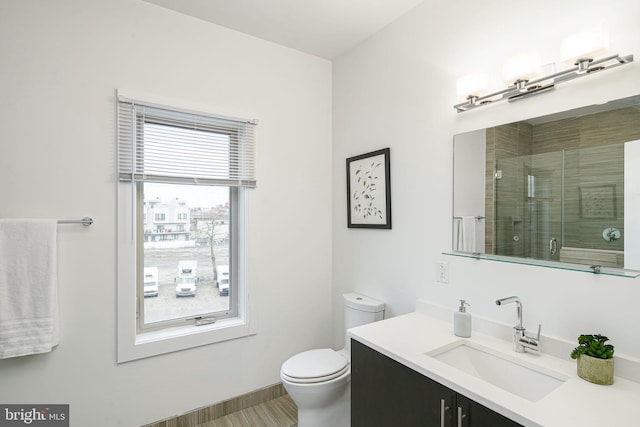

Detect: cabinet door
[351, 339, 456, 427]
[456, 394, 522, 427]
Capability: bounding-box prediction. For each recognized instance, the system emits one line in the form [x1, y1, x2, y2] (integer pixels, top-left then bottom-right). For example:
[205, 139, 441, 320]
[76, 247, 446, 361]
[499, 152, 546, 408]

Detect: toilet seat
[281, 349, 349, 384]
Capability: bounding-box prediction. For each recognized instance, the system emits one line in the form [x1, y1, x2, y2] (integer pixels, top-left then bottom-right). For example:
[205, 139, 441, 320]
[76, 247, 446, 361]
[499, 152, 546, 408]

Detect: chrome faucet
[495, 296, 541, 353]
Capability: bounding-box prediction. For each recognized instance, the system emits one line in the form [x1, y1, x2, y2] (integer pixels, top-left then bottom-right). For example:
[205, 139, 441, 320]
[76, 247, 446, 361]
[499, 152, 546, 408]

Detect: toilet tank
[343, 293, 385, 353]
[343, 292, 385, 331]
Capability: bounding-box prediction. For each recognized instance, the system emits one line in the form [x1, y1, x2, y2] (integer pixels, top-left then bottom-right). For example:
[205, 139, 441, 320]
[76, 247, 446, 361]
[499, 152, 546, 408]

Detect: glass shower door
[494, 151, 563, 261]
[528, 150, 563, 261]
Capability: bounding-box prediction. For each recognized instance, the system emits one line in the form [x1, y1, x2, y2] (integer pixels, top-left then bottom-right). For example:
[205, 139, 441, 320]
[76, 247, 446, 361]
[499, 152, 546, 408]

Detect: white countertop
[348, 302, 640, 427]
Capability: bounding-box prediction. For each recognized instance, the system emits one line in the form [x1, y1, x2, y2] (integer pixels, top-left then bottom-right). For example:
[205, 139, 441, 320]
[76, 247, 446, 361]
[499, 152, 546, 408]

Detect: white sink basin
[426, 341, 568, 402]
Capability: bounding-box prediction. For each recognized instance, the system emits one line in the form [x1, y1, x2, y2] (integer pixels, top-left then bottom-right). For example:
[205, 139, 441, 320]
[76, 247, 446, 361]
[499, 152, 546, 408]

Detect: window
[116, 91, 257, 362]
[141, 182, 233, 326]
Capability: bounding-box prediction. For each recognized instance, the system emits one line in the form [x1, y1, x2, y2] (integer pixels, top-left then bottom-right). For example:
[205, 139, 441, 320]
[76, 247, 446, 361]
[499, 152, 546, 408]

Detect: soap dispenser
[454, 300, 472, 338]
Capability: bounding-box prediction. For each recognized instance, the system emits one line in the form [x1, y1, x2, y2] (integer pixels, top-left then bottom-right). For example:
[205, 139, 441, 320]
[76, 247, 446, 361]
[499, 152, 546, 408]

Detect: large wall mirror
[452, 94, 640, 277]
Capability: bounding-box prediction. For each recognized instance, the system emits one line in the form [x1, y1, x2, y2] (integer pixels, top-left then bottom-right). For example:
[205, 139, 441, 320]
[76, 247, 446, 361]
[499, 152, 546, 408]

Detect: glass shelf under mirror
[443, 251, 640, 278]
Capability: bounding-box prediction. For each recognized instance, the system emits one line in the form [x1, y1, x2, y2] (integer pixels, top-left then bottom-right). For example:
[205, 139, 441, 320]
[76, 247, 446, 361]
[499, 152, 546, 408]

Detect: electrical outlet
[436, 261, 449, 284]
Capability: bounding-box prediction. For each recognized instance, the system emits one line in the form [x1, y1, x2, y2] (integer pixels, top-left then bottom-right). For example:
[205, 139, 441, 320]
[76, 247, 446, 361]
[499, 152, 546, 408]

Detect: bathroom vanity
[352, 339, 520, 426]
[348, 300, 640, 427]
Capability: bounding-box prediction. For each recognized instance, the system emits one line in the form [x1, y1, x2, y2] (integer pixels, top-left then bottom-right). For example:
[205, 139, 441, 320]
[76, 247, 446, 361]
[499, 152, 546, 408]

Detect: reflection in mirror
[452, 95, 640, 276]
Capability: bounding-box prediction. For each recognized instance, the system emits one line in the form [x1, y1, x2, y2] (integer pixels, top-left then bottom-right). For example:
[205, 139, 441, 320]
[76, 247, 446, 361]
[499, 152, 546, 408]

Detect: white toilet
[280, 292, 385, 427]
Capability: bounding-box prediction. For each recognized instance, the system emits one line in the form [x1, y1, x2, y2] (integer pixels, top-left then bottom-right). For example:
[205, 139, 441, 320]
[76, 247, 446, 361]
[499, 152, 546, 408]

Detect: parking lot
[143, 243, 230, 324]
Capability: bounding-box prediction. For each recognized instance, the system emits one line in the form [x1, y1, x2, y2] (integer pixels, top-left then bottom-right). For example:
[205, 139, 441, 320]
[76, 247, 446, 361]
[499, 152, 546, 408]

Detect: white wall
[0, 1, 332, 425]
[625, 140, 640, 269]
[333, 0, 640, 359]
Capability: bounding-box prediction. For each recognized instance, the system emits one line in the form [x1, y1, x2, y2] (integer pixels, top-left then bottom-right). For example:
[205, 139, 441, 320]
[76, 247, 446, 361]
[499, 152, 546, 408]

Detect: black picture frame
[346, 148, 392, 229]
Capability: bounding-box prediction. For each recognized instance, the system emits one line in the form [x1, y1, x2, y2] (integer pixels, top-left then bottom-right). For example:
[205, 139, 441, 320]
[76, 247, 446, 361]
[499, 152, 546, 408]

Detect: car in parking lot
[218, 276, 229, 296]
[218, 265, 229, 296]
[143, 267, 159, 297]
[175, 276, 197, 297]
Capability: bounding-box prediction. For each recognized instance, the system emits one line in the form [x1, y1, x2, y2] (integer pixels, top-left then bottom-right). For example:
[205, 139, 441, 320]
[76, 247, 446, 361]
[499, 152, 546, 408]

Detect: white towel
[460, 216, 477, 252]
[0, 219, 58, 358]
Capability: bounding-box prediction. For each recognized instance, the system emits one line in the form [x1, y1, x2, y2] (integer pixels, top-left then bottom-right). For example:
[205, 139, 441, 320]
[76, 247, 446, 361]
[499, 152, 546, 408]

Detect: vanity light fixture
[454, 31, 634, 113]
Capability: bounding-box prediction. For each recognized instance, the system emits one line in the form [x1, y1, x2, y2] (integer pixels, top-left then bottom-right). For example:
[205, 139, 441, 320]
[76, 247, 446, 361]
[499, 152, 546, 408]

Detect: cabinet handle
[440, 399, 450, 427]
[457, 406, 467, 427]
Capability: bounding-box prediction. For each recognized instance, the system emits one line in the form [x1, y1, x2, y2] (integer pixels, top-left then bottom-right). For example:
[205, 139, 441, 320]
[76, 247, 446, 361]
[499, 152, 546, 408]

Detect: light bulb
[456, 72, 489, 101]
[502, 54, 541, 86]
[561, 28, 609, 65]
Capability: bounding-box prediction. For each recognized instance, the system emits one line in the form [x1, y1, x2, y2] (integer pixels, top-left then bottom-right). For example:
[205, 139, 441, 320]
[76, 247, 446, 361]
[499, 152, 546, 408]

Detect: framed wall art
[346, 148, 391, 229]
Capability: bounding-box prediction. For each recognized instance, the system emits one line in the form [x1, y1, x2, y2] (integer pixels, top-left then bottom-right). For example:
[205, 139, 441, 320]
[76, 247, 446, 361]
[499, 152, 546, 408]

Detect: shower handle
[549, 237, 558, 255]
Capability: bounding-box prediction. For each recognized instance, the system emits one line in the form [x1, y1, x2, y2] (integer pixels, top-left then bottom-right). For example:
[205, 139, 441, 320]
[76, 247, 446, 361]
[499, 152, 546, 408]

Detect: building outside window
[145, 199, 190, 246]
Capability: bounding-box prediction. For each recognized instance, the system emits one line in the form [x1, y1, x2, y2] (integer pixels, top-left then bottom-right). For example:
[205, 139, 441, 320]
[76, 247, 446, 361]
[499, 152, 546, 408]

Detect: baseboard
[142, 383, 288, 427]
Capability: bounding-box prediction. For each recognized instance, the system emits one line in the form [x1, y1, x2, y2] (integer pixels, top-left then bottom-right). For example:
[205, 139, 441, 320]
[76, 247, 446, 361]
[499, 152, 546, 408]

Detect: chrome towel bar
[453, 216, 485, 221]
[57, 217, 93, 226]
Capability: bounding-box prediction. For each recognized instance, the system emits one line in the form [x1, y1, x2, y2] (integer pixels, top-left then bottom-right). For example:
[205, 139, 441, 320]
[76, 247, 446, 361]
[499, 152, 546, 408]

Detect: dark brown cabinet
[351, 339, 522, 427]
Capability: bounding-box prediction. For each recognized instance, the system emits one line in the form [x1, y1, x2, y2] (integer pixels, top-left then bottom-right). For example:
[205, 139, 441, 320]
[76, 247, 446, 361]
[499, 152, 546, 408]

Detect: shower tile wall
[485, 122, 532, 255]
[533, 107, 640, 258]
[485, 105, 640, 264]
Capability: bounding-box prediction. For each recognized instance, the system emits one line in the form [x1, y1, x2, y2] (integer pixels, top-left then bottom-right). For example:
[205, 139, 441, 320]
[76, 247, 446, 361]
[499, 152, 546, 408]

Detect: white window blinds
[117, 95, 256, 187]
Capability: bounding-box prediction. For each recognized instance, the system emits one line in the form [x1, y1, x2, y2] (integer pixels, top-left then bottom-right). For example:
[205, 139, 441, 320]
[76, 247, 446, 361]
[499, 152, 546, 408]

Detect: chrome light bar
[454, 53, 634, 113]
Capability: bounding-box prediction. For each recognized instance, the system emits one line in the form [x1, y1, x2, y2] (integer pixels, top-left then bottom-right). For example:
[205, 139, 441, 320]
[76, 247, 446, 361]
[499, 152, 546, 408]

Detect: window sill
[136, 316, 250, 344]
[118, 315, 256, 363]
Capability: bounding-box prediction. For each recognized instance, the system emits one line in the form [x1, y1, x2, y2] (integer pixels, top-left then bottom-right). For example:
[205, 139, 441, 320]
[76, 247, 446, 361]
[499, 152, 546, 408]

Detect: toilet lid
[281, 349, 349, 383]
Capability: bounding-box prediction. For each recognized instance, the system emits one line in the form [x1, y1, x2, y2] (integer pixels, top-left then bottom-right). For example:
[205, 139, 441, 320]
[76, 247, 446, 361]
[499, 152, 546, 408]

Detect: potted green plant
[570, 334, 614, 385]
